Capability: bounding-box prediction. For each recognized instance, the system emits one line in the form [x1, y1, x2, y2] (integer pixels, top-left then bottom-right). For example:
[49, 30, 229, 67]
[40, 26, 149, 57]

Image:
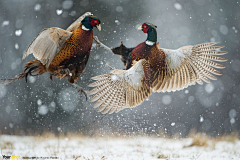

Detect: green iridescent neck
[146, 28, 157, 43]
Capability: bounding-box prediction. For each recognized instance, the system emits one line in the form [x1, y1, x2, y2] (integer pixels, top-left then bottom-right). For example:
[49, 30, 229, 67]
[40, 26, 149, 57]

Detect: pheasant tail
[0, 60, 46, 85]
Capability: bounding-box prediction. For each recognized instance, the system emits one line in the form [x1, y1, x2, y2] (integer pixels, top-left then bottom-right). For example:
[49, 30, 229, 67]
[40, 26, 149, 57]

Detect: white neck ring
[82, 25, 90, 31]
[145, 40, 155, 46]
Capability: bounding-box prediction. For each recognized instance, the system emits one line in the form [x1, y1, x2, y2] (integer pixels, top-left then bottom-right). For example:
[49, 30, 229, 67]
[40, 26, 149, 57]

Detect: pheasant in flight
[0, 12, 101, 99]
[90, 22, 228, 114]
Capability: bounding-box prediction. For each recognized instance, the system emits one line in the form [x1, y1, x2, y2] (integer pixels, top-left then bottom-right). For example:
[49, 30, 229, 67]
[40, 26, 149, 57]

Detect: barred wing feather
[88, 59, 151, 114]
[89, 42, 227, 114]
[153, 42, 227, 93]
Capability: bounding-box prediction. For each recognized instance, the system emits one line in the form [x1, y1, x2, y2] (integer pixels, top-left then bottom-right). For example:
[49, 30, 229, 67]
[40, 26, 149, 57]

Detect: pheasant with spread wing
[90, 22, 228, 114]
[0, 12, 101, 99]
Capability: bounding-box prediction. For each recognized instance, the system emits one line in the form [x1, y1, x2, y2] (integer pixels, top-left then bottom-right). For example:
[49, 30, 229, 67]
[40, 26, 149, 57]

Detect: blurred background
[0, 0, 239, 137]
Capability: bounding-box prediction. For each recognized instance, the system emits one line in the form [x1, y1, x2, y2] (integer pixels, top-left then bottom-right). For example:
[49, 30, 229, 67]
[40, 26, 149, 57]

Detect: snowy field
[0, 135, 239, 160]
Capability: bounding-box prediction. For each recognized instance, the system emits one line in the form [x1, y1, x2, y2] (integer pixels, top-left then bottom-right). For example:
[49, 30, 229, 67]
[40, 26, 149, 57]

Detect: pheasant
[89, 22, 228, 114]
[0, 12, 101, 100]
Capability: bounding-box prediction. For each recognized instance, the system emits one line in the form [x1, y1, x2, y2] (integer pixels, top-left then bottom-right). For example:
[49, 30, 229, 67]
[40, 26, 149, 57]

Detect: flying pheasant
[0, 12, 101, 99]
[90, 22, 228, 114]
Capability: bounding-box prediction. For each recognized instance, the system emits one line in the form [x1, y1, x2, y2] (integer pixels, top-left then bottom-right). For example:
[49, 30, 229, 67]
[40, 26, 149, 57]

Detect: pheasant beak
[138, 26, 143, 30]
[96, 24, 101, 31]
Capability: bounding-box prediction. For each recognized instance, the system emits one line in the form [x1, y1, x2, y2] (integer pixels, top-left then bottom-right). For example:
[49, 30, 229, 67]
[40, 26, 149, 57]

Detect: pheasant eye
[91, 19, 99, 26]
[142, 24, 149, 33]
[90, 19, 96, 26]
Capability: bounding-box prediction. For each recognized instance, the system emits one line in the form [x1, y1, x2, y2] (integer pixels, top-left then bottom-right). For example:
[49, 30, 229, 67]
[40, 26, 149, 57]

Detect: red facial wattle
[90, 19, 100, 26]
[142, 24, 149, 33]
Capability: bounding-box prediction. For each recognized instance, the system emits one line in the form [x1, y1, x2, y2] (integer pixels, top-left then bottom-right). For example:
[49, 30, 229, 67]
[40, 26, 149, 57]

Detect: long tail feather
[0, 60, 42, 85]
[0, 73, 26, 85]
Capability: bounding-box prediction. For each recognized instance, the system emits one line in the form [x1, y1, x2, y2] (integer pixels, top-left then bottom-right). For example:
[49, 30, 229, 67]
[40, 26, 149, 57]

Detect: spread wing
[22, 12, 92, 67]
[66, 12, 93, 32]
[153, 42, 228, 92]
[22, 27, 72, 67]
[88, 59, 151, 114]
[89, 42, 227, 114]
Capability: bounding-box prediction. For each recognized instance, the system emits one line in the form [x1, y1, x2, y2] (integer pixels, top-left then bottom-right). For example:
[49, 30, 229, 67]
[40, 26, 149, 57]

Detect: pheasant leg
[72, 83, 88, 101]
[60, 68, 87, 100]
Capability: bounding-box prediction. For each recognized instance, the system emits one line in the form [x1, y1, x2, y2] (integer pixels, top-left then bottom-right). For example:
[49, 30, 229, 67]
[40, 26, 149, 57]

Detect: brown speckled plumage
[131, 42, 165, 70]
[50, 25, 93, 67]
[46, 24, 93, 83]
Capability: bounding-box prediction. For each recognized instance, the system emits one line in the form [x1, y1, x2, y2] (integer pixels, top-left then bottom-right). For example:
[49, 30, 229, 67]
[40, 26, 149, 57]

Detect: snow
[14, 43, 19, 50]
[0, 85, 7, 98]
[229, 109, 237, 118]
[174, 3, 182, 10]
[58, 87, 80, 113]
[38, 105, 48, 115]
[111, 75, 119, 81]
[162, 95, 172, 105]
[56, 9, 63, 15]
[11, 62, 17, 70]
[0, 135, 239, 160]
[188, 96, 194, 102]
[62, 0, 73, 10]
[230, 118, 235, 124]
[205, 83, 214, 94]
[1, 20, 9, 27]
[34, 4, 41, 11]
[37, 99, 42, 106]
[219, 25, 229, 35]
[5, 106, 11, 114]
[29, 76, 36, 83]
[49, 102, 56, 113]
[196, 80, 223, 108]
[115, 20, 121, 25]
[116, 6, 123, 12]
[200, 116, 204, 122]
[9, 123, 13, 128]
[232, 27, 238, 33]
[15, 29, 22, 36]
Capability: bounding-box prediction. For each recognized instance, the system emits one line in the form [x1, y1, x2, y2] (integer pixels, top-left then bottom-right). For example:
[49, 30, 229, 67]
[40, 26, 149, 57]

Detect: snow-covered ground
[0, 135, 239, 160]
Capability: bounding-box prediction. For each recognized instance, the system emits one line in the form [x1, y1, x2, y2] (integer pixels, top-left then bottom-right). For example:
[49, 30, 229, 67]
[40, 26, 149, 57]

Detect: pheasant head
[138, 23, 157, 45]
[81, 15, 101, 31]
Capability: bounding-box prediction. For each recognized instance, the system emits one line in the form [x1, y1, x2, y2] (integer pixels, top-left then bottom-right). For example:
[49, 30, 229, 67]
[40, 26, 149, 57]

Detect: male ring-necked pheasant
[90, 22, 228, 114]
[0, 12, 101, 99]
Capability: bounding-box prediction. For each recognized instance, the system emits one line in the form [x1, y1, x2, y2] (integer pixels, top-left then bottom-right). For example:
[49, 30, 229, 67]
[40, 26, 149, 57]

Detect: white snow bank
[0, 135, 239, 160]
